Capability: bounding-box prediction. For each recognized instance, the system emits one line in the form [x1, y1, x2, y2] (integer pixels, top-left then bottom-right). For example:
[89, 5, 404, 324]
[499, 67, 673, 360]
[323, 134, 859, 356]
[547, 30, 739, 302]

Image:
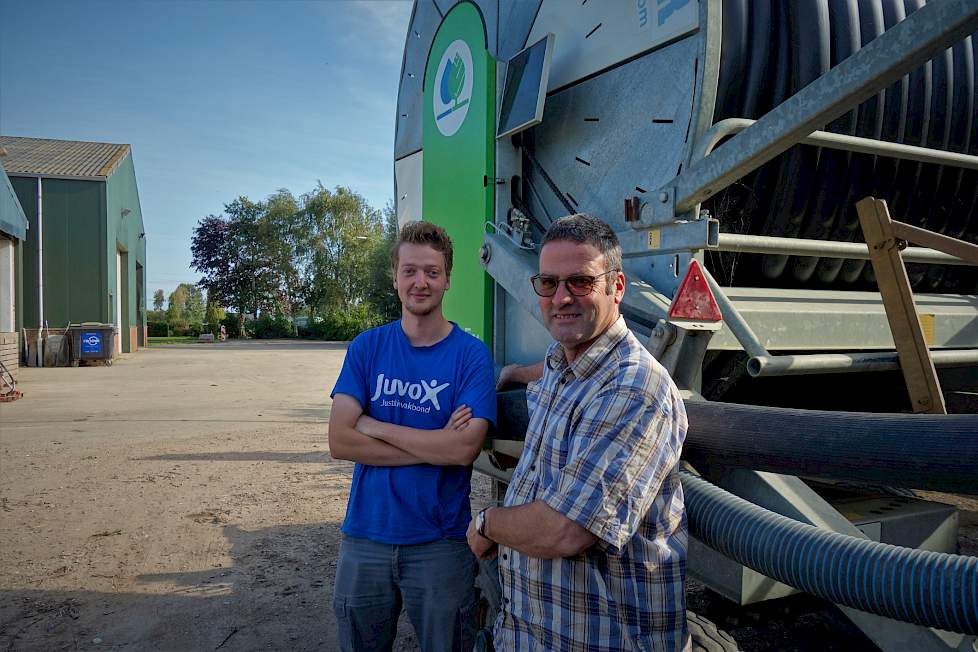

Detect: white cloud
[332, 0, 414, 63]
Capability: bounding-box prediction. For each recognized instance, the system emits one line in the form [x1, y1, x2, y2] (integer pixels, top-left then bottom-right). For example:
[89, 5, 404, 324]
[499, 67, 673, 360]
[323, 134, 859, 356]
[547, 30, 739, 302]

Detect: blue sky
[0, 0, 413, 299]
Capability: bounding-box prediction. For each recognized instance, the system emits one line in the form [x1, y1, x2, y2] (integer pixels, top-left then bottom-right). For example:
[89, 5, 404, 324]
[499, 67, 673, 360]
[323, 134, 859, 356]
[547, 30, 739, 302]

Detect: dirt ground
[1, 340, 975, 651]
[0, 340, 429, 651]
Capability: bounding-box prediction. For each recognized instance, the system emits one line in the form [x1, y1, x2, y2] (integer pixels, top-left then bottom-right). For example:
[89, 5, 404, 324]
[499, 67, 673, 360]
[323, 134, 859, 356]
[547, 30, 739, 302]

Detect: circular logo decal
[433, 39, 474, 137]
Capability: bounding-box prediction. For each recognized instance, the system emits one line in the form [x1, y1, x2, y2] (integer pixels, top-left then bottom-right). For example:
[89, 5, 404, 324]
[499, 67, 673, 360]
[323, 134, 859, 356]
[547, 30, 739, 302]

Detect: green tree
[364, 202, 400, 322]
[165, 283, 204, 327]
[153, 289, 165, 311]
[205, 294, 226, 334]
[302, 185, 382, 313]
[166, 285, 188, 323]
[225, 197, 279, 323]
[183, 285, 206, 325]
[192, 199, 280, 336]
[262, 189, 307, 332]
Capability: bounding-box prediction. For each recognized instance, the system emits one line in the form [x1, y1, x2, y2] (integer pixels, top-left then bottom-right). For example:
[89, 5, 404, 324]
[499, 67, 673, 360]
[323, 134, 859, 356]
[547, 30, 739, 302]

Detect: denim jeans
[333, 535, 478, 652]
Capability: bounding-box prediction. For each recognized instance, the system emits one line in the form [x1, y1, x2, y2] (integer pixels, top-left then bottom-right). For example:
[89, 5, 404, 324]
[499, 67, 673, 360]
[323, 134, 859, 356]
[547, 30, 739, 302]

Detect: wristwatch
[476, 507, 491, 539]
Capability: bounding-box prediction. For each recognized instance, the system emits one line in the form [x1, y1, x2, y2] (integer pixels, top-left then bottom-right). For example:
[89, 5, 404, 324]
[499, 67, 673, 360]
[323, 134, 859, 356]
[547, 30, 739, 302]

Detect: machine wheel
[688, 610, 740, 652]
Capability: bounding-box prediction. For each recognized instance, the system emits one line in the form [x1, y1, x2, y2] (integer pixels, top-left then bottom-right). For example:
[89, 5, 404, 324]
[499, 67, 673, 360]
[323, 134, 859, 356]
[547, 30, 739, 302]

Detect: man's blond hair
[391, 221, 454, 275]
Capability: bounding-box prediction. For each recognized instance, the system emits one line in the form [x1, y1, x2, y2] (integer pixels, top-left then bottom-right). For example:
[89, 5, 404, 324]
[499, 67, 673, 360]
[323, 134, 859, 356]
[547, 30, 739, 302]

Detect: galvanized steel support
[713, 233, 971, 266]
[700, 266, 768, 359]
[748, 349, 978, 378]
[693, 118, 978, 171]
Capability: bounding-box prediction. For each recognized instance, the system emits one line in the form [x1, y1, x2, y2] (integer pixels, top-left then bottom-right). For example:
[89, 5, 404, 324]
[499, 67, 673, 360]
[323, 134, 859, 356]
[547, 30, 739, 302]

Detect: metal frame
[638, 0, 978, 225]
[475, 3, 978, 648]
[630, 2, 978, 383]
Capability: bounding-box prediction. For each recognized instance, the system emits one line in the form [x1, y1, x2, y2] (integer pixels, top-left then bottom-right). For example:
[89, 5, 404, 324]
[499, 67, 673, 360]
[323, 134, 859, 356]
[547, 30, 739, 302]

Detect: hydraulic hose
[494, 390, 978, 494]
[682, 471, 978, 635]
[681, 400, 978, 495]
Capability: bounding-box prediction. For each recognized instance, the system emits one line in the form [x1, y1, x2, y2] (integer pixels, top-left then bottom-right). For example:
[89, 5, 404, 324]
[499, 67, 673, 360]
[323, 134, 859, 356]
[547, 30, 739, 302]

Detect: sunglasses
[530, 269, 618, 297]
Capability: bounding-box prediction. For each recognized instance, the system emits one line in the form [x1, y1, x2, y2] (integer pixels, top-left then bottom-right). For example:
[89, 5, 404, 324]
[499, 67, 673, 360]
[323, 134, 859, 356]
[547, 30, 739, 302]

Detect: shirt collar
[546, 316, 629, 381]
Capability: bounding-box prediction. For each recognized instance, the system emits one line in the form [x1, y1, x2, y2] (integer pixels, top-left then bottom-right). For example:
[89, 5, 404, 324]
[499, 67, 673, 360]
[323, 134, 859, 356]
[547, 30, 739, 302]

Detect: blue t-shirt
[330, 321, 496, 544]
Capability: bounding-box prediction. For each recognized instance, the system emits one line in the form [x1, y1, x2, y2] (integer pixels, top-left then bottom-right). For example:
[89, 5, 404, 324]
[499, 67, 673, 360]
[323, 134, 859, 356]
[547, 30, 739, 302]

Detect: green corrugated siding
[12, 176, 106, 328]
[11, 178, 37, 326]
[105, 152, 146, 351]
[10, 150, 145, 349]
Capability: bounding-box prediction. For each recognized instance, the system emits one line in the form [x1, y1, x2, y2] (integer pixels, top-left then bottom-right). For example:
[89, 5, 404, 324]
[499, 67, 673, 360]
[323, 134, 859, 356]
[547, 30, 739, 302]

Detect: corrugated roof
[0, 136, 130, 179]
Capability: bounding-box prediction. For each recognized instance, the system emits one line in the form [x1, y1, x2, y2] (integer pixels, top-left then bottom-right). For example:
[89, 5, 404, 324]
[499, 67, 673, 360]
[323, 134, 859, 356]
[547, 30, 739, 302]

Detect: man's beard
[404, 296, 442, 317]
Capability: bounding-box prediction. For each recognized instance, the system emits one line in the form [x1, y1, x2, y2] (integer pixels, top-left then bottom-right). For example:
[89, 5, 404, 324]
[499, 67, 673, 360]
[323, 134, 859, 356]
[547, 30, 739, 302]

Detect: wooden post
[855, 197, 946, 414]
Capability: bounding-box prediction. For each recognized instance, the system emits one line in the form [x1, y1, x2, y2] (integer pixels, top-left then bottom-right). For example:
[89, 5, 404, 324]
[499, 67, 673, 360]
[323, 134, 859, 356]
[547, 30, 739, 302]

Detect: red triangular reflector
[668, 260, 722, 322]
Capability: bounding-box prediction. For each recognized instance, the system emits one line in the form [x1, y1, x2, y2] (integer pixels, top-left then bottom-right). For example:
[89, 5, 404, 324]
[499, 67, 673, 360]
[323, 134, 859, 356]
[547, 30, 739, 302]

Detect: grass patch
[148, 336, 201, 346]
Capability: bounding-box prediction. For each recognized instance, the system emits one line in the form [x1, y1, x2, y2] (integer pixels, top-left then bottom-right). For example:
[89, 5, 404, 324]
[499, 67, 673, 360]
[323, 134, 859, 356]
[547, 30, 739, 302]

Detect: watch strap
[477, 507, 490, 538]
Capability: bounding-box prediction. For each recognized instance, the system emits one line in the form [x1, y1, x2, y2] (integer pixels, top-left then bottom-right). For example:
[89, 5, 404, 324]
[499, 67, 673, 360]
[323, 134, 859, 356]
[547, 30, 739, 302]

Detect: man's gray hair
[541, 214, 623, 292]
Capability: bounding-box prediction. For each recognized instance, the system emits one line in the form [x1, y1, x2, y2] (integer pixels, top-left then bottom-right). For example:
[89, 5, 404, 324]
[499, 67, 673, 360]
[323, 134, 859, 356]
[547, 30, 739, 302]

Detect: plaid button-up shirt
[494, 317, 689, 651]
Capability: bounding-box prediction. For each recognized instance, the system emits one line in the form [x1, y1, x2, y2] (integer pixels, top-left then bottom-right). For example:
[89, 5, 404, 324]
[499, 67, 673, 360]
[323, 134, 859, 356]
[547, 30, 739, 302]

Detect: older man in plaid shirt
[467, 213, 689, 651]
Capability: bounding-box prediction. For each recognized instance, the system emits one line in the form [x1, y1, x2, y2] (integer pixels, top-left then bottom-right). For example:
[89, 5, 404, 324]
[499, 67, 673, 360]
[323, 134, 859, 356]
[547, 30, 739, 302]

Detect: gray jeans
[333, 535, 478, 652]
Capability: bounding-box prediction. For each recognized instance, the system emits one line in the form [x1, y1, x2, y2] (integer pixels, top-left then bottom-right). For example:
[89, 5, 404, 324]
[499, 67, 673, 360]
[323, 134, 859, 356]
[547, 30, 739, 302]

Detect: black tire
[689, 610, 740, 652]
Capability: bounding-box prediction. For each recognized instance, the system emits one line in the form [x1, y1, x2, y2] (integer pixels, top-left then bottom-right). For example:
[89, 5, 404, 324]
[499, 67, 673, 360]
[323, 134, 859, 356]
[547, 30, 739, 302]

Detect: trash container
[68, 323, 116, 365]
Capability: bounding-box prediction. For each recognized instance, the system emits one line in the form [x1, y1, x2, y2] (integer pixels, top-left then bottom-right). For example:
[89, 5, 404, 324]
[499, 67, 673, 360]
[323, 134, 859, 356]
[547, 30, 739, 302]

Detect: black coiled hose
[707, 0, 978, 293]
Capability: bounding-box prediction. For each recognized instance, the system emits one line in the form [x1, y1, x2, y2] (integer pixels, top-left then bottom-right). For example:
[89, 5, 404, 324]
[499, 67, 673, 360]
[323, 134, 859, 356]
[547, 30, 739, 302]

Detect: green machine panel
[422, 1, 494, 344]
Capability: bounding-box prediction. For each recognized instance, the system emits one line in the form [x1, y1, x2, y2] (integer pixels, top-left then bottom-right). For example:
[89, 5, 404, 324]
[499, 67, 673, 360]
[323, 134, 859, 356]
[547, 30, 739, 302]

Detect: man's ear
[613, 270, 626, 304]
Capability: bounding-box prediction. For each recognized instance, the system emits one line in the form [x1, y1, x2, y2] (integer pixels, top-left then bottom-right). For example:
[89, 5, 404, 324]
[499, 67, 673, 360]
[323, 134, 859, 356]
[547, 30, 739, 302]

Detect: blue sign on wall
[81, 332, 102, 354]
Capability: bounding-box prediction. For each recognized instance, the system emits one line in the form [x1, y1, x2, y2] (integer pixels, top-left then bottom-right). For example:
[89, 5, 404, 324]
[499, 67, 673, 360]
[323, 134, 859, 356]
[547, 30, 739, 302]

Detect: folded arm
[328, 393, 423, 466]
[357, 409, 489, 466]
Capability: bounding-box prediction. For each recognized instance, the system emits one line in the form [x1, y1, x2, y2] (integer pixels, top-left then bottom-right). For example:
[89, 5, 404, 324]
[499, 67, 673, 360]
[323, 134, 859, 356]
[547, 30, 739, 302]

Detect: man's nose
[552, 282, 575, 304]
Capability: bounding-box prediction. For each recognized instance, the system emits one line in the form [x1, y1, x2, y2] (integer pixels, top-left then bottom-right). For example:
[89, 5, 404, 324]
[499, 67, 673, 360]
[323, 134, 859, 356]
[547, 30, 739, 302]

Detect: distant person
[219, 324, 227, 341]
[328, 221, 496, 651]
[468, 214, 690, 651]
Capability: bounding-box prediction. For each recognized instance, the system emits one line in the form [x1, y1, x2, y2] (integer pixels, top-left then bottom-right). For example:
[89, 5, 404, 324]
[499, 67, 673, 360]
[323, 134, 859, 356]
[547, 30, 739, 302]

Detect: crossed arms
[328, 393, 489, 467]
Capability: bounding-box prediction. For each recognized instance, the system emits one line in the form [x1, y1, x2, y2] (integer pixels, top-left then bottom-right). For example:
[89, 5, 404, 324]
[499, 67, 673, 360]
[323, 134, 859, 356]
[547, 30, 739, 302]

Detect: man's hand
[467, 513, 497, 560]
[496, 362, 545, 391]
[445, 404, 472, 430]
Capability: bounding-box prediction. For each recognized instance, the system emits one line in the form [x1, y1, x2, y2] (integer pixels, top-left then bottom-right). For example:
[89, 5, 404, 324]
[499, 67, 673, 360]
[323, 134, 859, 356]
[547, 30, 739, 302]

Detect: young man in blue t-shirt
[329, 221, 496, 651]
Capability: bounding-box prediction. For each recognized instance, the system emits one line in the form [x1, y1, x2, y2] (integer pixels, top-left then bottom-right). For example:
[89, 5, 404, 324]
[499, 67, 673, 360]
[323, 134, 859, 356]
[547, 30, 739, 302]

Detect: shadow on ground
[0, 520, 343, 651]
[138, 451, 331, 464]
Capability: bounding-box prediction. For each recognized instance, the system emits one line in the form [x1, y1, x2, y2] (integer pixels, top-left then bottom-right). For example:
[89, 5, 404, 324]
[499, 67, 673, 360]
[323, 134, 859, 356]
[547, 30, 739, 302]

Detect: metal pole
[748, 349, 978, 377]
[666, 0, 978, 216]
[36, 177, 43, 368]
[714, 233, 969, 265]
[693, 118, 978, 171]
[700, 266, 769, 359]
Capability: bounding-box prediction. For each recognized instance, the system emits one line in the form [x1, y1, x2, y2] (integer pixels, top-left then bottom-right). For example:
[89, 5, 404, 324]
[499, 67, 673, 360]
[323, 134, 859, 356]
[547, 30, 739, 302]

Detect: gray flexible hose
[682, 471, 978, 635]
